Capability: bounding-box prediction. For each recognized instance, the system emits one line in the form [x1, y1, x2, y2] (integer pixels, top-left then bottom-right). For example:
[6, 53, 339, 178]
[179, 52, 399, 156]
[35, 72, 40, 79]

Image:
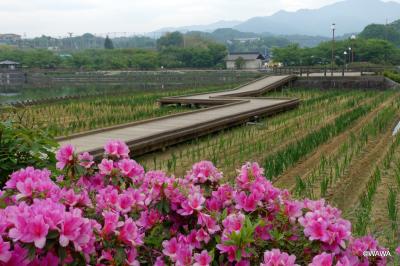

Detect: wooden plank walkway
[58, 75, 299, 158]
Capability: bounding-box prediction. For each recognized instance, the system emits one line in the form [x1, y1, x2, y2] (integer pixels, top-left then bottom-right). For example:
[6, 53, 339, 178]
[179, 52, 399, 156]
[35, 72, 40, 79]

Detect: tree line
[272, 38, 400, 66]
[0, 32, 227, 70]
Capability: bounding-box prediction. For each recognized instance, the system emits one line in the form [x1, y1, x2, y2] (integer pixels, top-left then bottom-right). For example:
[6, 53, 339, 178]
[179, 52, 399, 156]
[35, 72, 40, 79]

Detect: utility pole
[68, 32, 73, 50]
[331, 23, 336, 76]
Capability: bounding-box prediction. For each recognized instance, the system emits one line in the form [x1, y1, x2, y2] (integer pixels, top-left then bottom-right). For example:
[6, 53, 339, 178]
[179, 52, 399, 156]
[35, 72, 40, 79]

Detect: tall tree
[104, 36, 114, 49]
[235, 57, 245, 69]
[156, 32, 184, 50]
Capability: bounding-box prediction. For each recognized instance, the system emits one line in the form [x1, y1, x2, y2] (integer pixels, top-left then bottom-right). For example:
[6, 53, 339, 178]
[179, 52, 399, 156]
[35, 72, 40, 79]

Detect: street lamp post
[350, 35, 356, 63]
[348, 47, 352, 66]
[343, 51, 348, 70]
[331, 23, 336, 76]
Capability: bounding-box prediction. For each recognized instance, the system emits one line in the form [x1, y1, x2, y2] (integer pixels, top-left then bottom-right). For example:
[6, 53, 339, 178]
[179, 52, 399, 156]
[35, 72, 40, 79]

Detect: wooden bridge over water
[58, 75, 299, 158]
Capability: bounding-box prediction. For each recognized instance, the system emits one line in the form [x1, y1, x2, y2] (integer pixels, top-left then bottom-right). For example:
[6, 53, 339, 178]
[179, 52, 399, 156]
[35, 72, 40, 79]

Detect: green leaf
[235, 249, 242, 262]
[27, 244, 36, 260]
[47, 230, 59, 239]
[115, 247, 126, 265]
[58, 246, 67, 263]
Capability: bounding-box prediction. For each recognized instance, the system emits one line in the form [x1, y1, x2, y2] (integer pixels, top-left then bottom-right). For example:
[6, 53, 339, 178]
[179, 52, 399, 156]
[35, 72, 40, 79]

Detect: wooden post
[324, 67, 327, 77]
[300, 68, 302, 77]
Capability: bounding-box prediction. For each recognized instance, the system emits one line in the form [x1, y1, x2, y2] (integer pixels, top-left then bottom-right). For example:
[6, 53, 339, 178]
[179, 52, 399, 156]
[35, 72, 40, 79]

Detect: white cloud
[0, 0, 398, 37]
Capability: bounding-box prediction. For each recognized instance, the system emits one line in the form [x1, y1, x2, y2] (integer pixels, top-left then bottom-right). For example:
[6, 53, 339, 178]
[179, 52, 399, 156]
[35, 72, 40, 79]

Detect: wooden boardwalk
[58, 75, 299, 158]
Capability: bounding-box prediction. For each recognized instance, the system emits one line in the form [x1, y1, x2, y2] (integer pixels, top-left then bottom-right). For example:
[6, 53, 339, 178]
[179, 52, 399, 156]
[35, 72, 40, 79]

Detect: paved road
[59, 75, 298, 157]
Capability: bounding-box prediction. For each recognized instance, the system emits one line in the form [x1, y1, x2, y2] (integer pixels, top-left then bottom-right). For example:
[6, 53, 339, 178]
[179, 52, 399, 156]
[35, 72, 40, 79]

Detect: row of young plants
[1, 84, 235, 137]
[353, 135, 400, 238]
[139, 89, 382, 177]
[263, 103, 374, 180]
[0, 139, 394, 265]
[294, 102, 398, 199]
[366, 129, 400, 259]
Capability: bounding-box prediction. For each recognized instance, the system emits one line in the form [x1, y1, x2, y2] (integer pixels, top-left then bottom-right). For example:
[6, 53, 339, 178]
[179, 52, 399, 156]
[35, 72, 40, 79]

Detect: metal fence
[272, 66, 392, 77]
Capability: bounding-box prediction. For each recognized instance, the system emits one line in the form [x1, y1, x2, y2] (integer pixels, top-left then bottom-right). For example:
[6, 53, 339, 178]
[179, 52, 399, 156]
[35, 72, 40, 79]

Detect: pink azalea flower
[236, 162, 264, 189]
[261, 249, 298, 266]
[197, 212, 220, 234]
[102, 211, 121, 235]
[78, 152, 94, 169]
[137, 209, 162, 229]
[6, 244, 29, 265]
[0, 238, 11, 263]
[349, 236, 378, 256]
[118, 159, 144, 179]
[178, 193, 205, 216]
[118, 159, 135, 176]
[196, 228, 210, 243]
[309, 253, 333, 266]
[216, 244, 237, 262]
[98, 159, 114, 175]
[212, 184, 234, 206]
[56, 144, 75, 170]
[336, 255, 351, 266]
[284, 200, 304, 220]
[162, 238, 179, 259]
[126, 248, 140, 266]
[187, 161, 222, 183]
[104, 140, 129, 158]
[59, 210, 84, 248]
[117, 192, 134, 213]
[61, 188, 81, 207]
[98, 250, 114, 263]
[194, 250, 212, 266]
[234, 191, 261, 212]
[28, 215, 49, 248]
[119, 218, 144, 247]
[29, 251, 59, 266]
[236, 260, 250, 266]
[15, 177, 34, 200]
[175, 243, 192, 266]
[222, 213, 245, 235]
[154, 256, 166, 266]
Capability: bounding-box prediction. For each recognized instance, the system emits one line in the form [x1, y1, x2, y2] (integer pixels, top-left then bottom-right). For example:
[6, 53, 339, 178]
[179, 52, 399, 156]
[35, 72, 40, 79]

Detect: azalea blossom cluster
[0, 140, 394, 265]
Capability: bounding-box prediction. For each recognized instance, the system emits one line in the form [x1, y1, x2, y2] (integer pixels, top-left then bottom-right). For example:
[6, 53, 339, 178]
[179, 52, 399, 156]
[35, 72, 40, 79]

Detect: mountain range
[153, 20, 242, 34]
[154, 0, 400, 37]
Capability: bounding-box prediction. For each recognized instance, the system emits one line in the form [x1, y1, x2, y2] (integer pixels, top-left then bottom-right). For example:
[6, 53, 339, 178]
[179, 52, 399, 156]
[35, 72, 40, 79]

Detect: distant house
[0, 60, 20, 70]
[225, 52, 265, 70]
[0, 34, 21, 44]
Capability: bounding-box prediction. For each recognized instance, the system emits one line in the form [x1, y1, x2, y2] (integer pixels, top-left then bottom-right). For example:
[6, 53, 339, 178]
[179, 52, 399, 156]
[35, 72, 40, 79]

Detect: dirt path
[273, 96, 393, 192]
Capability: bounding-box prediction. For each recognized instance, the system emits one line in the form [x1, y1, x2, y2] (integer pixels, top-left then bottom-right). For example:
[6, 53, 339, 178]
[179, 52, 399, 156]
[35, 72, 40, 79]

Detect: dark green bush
[0, 120, 57, 184]
[384, 70, 400, 83]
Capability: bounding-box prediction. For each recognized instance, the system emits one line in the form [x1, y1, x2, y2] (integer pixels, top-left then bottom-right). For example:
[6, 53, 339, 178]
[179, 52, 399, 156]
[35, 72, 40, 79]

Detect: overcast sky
[0, 0, 399, 37]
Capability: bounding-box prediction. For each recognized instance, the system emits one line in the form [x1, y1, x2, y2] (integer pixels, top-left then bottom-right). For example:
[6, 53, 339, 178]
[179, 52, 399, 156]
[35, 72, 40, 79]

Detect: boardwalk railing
[272, 66, 391, 77]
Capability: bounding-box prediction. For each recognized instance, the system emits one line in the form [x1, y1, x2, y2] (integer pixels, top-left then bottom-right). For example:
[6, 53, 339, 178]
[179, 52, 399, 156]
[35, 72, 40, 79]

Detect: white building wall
[226, 61, 236, 69]
[226, 59, 262, 70]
